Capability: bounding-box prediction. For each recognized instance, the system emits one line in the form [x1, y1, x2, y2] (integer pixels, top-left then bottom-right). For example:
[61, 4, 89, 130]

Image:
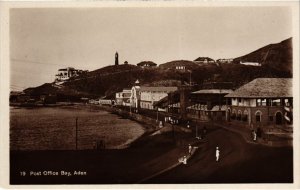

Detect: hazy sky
[10, 7, 292, 90]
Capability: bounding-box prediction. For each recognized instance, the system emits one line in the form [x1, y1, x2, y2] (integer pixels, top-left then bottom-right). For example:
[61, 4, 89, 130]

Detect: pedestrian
[187, 121, 190, 128]
[159, 121, 163, 128]
[216, 146, 220, 162]
[257, 127, 262, 138]
[183, 156, 187, 165]
[253, 130, 257, 141]
[188, 144, 192, 155]
[203, 126, 207, 134]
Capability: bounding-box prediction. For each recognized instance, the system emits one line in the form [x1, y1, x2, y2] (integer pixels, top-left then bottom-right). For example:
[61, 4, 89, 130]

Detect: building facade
[188, 89, 233, 121]
[225, 78, 293, 128]
[175, 66, 186, 70]
[240, 61, 261, 66]
[130, 80, 141, 108]
[137, 61, 157, 68]
[194, 57, 215, 64]
[139, 86, 178, 110]
[55, 67, 86, 82]
[216, 59, 233, 64]
[115, 89, 131, 106]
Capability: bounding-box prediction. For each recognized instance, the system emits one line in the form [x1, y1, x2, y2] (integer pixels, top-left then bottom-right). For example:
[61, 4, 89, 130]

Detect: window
[255, 111, 262, 122]
[256, 115, 261, 122]
[257, 99, 261, 106]
[261, 99, 267, 106]
[238, 98, 242, 103]
[257, 99, 267, 106]
[242, 110, 248, 122]
[269, 116, 273, 121]
[237, 110, 242, 121]
[284, 99, 293, 107]
[271, 99, 281, 106]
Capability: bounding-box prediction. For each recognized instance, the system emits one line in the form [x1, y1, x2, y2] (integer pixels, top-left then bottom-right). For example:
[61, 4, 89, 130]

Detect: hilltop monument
[115, 52, 119, 66]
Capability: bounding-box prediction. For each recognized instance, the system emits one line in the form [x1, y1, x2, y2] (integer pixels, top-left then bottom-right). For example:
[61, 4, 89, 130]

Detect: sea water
[10, 106, 145, 150]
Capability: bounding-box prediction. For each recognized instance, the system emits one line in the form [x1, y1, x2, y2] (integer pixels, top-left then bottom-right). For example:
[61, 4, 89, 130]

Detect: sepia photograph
[0, 1, 299, 188]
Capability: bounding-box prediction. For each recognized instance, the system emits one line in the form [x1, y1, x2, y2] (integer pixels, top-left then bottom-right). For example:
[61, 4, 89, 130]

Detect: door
[276, 112, 283, 125]
[227, 109, 231, 122]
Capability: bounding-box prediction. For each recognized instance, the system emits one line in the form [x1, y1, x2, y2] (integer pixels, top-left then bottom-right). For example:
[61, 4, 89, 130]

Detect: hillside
[62, 64, 197, 98]
[159, 60, 200, 70]
[23, 38, 293, 100]
[234, 38, 292, 74]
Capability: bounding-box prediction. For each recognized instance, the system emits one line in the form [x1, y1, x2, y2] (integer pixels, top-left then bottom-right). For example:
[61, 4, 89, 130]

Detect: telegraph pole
[75, 117, 78, 150]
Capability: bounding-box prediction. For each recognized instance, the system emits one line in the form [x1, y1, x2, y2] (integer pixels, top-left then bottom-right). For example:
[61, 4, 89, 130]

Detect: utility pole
[75, 117, 78, 150]
[189, 70, 192, 86]
[156, 107, 159, 123]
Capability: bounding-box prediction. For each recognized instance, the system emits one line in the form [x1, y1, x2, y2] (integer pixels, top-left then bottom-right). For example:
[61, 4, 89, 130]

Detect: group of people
[164, 116, 179, 125]
[180, 144, 220, 165]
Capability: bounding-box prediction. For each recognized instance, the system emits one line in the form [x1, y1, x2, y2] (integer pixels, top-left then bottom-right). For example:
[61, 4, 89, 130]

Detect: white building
[116, 89, 131, 106]
[130, 80, 141, 108]
[55, 67, 87, 82]
[130, 79, 178, 110]
[216, 59, 233, 64]
[240, 61, 261, 66]
[176, 66, 186, 70]
[139, 86, 178, 110]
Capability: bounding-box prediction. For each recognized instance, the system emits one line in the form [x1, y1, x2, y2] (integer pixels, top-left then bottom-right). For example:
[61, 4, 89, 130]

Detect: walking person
[183, 156, 187, 165]
[187, 121, 190, 128]
[188, 144, 192, 155]
[216, 146, 220, 162]
[253, 130, 257, 141]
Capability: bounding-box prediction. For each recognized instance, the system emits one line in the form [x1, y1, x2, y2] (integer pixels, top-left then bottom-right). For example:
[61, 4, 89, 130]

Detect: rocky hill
[233, 37, 292, 74]
[24, 38, 293, 100]
[159, 60, 200, 70]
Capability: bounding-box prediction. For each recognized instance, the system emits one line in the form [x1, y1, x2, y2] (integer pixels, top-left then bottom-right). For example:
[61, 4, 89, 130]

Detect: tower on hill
[115, 52, 119, 66]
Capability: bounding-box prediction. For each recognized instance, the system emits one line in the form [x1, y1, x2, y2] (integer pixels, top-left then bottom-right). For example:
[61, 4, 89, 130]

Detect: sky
[10, 7, 292, 91]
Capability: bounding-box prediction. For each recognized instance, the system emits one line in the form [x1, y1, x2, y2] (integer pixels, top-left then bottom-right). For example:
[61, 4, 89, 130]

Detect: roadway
[147, 127, 293, 183]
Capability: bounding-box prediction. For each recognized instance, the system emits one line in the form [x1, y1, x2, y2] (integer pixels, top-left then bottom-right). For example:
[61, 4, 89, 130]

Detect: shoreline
[10, 104, 150, 151]
[10, 104, 157, 151]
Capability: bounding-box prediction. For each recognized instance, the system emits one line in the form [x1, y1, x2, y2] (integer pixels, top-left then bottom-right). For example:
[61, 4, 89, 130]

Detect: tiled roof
[225, 78, 292, 98]
[187, 104, 208, 111]
[211, 105, 227, 111]
[140, 86, 178, 92]
[192, 89, 233, 94]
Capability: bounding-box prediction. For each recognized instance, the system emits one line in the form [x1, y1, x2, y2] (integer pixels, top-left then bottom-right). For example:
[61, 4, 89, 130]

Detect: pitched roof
[225, 78, 292, 98]
[140, 86, 178, 92]
[192, 89, 233, 94]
